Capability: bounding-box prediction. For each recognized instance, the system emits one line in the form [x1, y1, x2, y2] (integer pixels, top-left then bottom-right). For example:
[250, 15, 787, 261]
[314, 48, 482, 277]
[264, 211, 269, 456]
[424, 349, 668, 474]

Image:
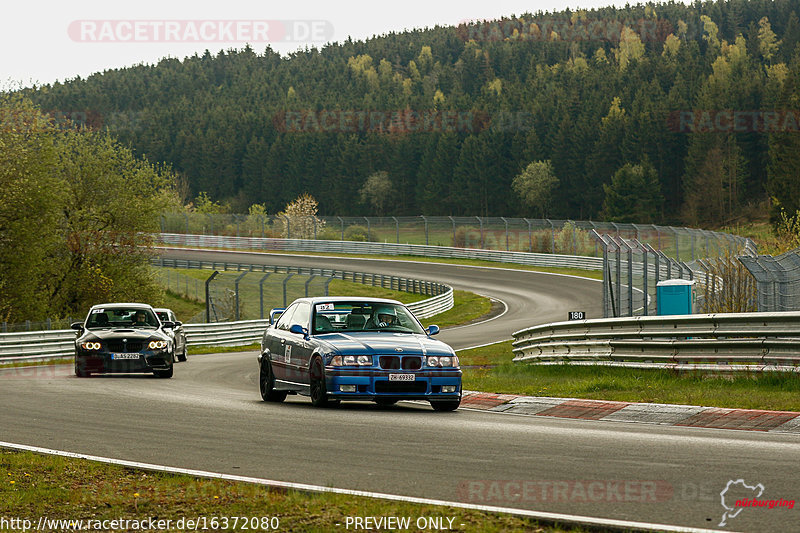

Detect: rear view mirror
[426, 325, 440, 336]
[161, 321, 175, 329]
[71, 322, 84, 331]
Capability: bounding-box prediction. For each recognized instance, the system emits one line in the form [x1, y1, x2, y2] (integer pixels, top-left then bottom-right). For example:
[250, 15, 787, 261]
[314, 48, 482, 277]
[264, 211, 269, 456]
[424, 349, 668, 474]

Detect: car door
[269, 303, 297, 381]
[286, 302, 314, 384]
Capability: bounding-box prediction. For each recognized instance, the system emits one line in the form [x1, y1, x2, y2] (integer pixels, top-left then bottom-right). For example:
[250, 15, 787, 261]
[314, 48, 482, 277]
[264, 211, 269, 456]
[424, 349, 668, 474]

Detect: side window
[276, 304, 298, 331]
[291, 303, 311, 330]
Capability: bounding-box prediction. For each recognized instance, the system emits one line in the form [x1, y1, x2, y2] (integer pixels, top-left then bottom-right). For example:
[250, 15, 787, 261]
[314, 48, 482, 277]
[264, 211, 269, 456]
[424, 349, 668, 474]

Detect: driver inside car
[366, 306, 398, 329]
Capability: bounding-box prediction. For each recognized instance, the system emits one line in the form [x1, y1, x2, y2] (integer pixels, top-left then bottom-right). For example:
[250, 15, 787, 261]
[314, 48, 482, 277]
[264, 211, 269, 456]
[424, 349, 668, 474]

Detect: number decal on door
[284, 344, 292, 363]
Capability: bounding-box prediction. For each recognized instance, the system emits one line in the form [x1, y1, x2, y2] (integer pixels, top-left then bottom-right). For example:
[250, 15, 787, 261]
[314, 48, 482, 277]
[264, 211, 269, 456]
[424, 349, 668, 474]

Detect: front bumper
[325, 367, 462, 401]
[75, 350, 171, 374]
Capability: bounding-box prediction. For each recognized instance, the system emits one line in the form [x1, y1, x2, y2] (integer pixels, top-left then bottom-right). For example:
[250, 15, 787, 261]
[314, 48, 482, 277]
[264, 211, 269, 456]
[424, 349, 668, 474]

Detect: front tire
[309, 357, 329, 407]
[177, 343, 187, 362]
[74, 358, 90, 378]
[154, 365, 173, 378]
[259, 357, 287, 402]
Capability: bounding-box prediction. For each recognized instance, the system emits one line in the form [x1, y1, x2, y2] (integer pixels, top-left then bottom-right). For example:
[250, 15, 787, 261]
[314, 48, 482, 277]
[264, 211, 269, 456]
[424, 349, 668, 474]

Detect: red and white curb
[460, 392, 800, 433]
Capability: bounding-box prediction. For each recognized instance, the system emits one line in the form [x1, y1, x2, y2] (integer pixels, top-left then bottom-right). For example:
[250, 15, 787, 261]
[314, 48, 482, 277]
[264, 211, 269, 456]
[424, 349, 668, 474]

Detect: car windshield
[312, 301, 425, 335]
[86, 307, 159, 329]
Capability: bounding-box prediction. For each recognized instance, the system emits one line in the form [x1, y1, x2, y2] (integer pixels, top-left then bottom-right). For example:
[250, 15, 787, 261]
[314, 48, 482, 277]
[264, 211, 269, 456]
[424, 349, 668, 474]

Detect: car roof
[295, 296, 403, 305]
[89, 303, 156, 310]
[152, 308, 173, 313]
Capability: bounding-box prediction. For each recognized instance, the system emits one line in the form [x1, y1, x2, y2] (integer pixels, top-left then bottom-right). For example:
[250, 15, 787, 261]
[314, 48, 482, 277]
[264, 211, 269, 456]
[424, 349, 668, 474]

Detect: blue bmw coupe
[258, 297, 461, 411]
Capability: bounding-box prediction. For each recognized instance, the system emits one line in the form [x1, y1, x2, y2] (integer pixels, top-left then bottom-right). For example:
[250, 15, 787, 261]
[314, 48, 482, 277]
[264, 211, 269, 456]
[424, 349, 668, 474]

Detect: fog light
[442, 385, 457, 393]
[339, 385, 356, 392]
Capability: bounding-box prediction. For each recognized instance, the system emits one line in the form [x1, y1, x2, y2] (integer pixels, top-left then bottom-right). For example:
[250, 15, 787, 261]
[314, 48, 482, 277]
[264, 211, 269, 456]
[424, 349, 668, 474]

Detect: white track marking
[0, 441, 724, 533]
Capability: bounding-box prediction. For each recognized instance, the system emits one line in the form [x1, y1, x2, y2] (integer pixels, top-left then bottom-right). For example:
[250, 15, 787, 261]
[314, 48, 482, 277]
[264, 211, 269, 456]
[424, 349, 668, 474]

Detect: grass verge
[458, 341, 800, 411]
[0, 449, 582, 533]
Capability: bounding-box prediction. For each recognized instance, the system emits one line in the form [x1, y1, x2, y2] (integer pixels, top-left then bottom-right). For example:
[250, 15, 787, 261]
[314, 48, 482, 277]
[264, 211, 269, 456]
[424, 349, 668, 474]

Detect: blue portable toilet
[656, 279, 695, 315]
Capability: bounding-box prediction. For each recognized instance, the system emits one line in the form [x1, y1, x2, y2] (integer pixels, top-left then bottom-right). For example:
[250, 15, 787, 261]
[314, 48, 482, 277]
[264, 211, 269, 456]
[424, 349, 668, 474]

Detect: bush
[344, 225, 371, 242]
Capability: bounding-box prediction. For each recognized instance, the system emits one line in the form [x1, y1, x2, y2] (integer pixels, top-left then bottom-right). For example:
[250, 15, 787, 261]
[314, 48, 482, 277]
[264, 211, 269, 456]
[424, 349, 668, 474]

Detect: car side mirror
[174, 321, 182, 327]
[426, 325, 440, 336]
[289, 324, 309, 339]
[71, 322, 84, 331]
[161, 321, 175, 329]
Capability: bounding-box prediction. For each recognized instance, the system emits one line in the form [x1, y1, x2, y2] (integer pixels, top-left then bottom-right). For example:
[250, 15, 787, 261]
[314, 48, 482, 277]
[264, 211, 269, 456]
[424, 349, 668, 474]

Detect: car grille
[375, 381, 428, 393]
[379, 356, 422, 370]
[107, 341, 144, 352]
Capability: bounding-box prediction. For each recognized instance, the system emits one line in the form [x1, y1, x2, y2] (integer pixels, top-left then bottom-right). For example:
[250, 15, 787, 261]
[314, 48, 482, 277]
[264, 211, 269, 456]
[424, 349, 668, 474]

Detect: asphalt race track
[2, 249, 798, 532]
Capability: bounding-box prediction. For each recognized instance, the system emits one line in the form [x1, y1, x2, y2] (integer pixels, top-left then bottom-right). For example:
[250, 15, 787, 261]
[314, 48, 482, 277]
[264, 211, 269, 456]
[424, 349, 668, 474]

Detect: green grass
[160, 289, 205, 321]
[0, 449, 583, 533]
[326, 279, 427, 303]
[188, 343, 260, 355]
[427, 291, 493, 329]
[457, 341, 800, 411]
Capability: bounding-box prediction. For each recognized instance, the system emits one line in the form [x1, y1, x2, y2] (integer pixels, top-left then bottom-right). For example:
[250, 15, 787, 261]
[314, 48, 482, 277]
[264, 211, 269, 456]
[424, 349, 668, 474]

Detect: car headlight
[80, 342, 101, 350]
[331, 355, 372, 366]
[427, 355, 459, 368]
[148, 340, 168, 350]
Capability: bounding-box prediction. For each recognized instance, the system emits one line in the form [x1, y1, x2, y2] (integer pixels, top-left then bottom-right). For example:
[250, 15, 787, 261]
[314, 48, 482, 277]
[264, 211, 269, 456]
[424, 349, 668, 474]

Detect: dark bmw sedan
[72, 303, 177, 378]
[258, 297, 462, 411]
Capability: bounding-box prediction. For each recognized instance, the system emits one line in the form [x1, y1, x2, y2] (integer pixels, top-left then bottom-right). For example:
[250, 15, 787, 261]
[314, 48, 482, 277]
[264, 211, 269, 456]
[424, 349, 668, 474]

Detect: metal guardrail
[512, 312, 800, 368]
[0, 292, 453, 362]
[157, 234, 604, 270]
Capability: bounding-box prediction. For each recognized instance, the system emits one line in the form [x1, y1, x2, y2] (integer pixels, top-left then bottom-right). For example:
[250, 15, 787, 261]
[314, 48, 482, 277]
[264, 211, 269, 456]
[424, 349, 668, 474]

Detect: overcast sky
[4, 0, 670, 88]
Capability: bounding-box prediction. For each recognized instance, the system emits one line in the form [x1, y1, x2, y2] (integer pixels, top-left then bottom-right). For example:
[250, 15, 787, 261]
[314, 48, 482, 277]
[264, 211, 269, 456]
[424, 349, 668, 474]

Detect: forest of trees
[21, 0, 800, 227]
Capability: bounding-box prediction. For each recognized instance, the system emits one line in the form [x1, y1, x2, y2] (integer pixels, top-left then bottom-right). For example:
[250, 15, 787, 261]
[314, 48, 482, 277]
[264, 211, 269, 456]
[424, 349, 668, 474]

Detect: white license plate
[388, 373, 415, 382]
[112, 353, 140, 360]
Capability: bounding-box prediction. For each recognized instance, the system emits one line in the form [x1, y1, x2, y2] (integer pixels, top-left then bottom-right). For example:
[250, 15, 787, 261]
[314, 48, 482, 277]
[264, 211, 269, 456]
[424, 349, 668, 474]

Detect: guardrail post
[259, 273, 271, 319]
[568, 220, 577, 255]
[338, 216, 344, 240]
[674, 227, 680, 262]
[421, 215, 428, 246]
[364, 217, 371, 242]
[476, 216, 484, 249]
[642, 244, 649, 316]
[283, 215, 290, 239]
[283, 274, 294, 307]
[392, 216, 399, 243]
[448, 216, 456, 247]
[184, 213, 189, 235]
[501, 217, 509, 250]
[305, 275, 315, 297]
[324, 277, 333, 296]
[205, 271, 219, 323]
[524, 218, 532, 252]
[546, 219, 555, 253]
[234, 271, 249, 321]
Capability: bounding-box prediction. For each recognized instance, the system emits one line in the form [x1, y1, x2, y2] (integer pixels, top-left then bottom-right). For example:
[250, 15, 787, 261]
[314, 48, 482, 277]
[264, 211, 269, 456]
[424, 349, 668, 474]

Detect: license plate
[112, 353, 140, 360]
[389, 373, 415, 382]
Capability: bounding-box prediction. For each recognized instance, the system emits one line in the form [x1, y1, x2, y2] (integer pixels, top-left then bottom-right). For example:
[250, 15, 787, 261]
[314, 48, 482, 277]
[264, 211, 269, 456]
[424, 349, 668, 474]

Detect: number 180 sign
[568, 311, 585, 321]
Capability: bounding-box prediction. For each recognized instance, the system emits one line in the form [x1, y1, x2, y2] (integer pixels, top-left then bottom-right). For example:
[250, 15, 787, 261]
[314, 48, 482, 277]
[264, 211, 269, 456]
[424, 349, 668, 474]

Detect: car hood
[79, 328, 168, 341]
[317, 332, 454, 357]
